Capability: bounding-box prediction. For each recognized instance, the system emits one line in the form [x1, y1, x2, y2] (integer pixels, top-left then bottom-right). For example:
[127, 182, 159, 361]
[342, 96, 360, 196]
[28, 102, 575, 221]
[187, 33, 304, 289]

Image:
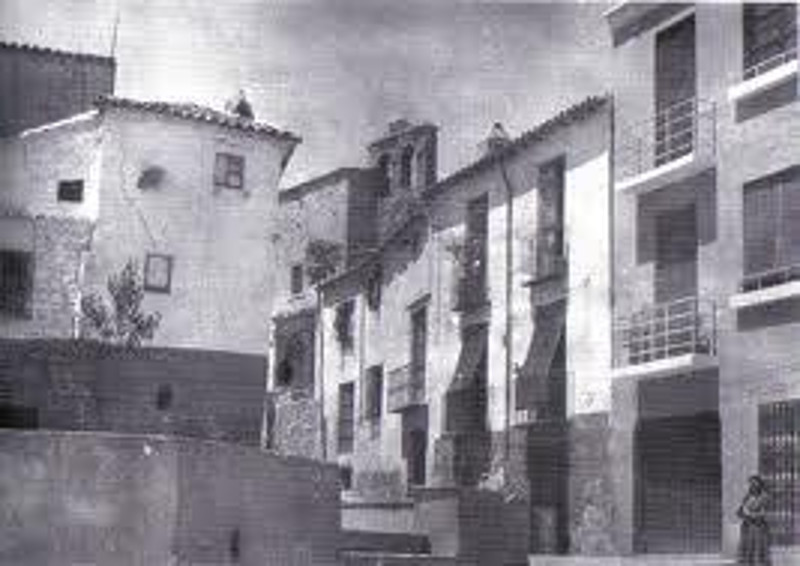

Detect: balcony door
[655, 204, 697, 304]
[655, 15, 696, 165]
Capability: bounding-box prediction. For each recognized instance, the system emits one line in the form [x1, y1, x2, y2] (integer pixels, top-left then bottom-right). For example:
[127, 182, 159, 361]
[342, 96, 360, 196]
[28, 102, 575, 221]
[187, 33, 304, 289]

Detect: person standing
[737, 475, 771, 566]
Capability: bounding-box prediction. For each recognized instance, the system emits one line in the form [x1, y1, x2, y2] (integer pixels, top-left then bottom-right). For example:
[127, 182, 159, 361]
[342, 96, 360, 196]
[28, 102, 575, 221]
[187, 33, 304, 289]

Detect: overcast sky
[0, 0, 611, 186]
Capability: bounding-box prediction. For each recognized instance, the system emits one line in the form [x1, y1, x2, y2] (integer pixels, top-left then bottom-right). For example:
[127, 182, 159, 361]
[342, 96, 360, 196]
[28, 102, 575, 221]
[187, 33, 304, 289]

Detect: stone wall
[0, 339, 267, 446]
[273, 389, 324, 459]
[0, 216, 93, 340]
[0, 430, 340, 566]
[0, 43, 114, 136]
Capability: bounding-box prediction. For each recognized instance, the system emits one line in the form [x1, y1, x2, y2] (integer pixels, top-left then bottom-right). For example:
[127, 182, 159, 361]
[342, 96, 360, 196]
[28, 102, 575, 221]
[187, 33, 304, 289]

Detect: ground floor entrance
[635, 411, 722, 554]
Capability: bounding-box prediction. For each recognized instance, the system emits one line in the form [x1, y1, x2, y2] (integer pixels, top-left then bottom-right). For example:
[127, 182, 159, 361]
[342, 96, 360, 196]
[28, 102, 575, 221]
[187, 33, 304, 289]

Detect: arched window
[400, 145, 414, 188]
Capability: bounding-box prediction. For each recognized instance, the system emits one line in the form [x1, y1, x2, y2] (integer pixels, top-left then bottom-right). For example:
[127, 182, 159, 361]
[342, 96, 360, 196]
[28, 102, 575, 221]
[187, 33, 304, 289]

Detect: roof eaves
[425, 95, 609, 197]
[95, 95, 301, 144]
[279, 167, 364, 202]
[368, 122, 438, 151]
[0, 41, 114, 64]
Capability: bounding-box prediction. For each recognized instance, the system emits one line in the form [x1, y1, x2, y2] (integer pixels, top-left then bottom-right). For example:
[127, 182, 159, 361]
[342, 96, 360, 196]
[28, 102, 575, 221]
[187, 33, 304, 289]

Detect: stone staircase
[527, 554, 735, 566]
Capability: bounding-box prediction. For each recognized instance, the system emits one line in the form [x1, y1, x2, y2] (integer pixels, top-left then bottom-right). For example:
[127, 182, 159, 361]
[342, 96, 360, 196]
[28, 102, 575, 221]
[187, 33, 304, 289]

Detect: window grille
[759, 398, 800, 545]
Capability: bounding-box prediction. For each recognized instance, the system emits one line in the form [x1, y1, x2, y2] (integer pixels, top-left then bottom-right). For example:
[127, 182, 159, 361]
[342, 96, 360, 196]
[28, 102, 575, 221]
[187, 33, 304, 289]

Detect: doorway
[635, 412, 722, 553]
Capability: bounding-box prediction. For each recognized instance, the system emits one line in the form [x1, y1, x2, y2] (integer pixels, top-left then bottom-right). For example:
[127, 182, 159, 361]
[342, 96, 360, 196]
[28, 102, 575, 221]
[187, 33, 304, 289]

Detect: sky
[0, 0, 612, 186]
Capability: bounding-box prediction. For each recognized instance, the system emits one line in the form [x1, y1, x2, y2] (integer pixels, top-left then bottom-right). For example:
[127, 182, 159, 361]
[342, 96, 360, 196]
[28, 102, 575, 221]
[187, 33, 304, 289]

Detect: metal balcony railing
[741, 263, 800, 293]
[615, 98, 716, 184]
[744, 45, 797, 81]
[613, 296, 717, 368]
[387, 363, 425, 412]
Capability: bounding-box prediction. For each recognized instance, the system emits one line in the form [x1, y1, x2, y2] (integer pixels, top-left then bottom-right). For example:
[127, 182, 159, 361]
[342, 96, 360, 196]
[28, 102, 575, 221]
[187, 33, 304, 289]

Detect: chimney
[227, 89, 254, 121]
[479, 122, 511, 157]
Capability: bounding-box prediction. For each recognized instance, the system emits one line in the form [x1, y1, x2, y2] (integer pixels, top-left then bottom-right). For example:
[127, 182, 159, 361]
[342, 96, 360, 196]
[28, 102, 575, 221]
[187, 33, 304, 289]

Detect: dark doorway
[635, 412, 722, 554]
[402, 405, 428, 488]
[655, 204, 698, 304]
[527, 420, 569, 555]
[0, 404, 39, 429]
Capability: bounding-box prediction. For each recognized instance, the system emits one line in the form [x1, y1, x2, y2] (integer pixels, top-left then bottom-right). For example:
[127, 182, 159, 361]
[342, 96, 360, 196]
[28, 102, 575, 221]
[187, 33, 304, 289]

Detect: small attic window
[137, 166, 166, 190]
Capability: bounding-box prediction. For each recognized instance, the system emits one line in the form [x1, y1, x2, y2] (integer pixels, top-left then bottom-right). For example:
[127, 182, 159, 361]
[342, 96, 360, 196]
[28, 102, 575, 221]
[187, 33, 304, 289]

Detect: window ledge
[728, 59, 798, 103]
[729, 280, 800, 310]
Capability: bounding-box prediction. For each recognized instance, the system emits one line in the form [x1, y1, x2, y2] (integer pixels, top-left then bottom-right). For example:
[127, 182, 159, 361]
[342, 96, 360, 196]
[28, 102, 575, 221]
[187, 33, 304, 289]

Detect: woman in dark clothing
[737, 475, 771, 566]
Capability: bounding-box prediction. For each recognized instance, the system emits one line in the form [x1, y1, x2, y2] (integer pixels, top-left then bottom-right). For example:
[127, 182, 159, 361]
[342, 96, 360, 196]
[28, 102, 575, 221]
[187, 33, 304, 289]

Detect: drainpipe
[498, 155, 515, 468]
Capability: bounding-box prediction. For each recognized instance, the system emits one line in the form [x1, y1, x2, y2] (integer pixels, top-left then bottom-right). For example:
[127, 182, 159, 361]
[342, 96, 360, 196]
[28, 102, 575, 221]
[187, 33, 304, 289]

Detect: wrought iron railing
[387, 363, 425, 412]
[741, 263, 800, 293]
[613, 296, 717, 368]
[744, 45, 797, 81]
[615, 98, 716, 183]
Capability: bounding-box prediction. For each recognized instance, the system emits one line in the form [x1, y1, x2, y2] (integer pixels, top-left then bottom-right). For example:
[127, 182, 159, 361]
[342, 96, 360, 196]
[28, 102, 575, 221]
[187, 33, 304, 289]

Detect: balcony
[387, 364, 425, 413]
[729, 47, 798, 103]
[730, 264, 800, 309]
[612, 296, 718, 380]
[615, 98, 716, 194]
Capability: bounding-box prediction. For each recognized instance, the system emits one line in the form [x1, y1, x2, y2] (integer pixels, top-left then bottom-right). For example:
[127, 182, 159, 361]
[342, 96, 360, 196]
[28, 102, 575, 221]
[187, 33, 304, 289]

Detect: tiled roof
[95, 95, 301, 143]
[427, 94, 610, 195]
[0, 40, 114, 63]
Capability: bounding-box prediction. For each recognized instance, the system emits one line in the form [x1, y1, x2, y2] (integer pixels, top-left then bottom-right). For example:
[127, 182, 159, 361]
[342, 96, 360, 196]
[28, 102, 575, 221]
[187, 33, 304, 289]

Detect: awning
[448, 324, 488, 392]
[516, 300, 566, 410]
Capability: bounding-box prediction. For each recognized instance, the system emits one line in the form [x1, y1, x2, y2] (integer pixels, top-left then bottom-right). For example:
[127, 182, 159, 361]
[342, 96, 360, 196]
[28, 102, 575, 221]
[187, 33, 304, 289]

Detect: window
[742, 167, 800, 291]
[144, 253, 173, 294]
[366, 267, 382, 311]
[410, 306, 427, 390]
[364, 365, 384, 421]
[291, 264, 304, 295]
[340, 465, 353, 490]
[214, 152, 245, 190]
[334, 300, 355, 351]
[456, 194, 488, 310]
[377, 154, 391, 196]
[536, 157, 567, 279]
[400, 145, 414, 188]
[0, 250, 33, 318]
[743, 3, 797, 79]
[156, 384, 173, 411]
[338, 382, 355, 454]
[57, 179, 84, 202]
[759, 398, 800, 545]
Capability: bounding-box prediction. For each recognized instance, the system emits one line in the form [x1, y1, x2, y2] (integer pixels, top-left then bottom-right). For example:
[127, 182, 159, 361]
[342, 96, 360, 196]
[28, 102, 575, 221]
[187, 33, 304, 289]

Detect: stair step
[528, 554, 735, 566]
[341, 530, 431, 555]
[340, 552, 459, 566]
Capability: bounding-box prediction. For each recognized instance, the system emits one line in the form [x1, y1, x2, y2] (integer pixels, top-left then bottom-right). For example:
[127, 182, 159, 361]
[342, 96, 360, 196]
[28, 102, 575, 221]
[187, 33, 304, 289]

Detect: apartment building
[606, 3, 799, 562]
[269, 99, 612, 562]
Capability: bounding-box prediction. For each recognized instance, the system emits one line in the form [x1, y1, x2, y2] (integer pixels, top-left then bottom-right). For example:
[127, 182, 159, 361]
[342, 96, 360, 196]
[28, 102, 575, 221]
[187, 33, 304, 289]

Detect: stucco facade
[285, 102, 612, 561]
[1, 96, 299, 357]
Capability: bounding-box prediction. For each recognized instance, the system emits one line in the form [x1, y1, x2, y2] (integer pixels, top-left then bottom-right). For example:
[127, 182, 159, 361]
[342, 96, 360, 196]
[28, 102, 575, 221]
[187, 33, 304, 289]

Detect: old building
[271, 99, 613, 563]
[606, 2, 800, 563]
[0, 43, 300, 443]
